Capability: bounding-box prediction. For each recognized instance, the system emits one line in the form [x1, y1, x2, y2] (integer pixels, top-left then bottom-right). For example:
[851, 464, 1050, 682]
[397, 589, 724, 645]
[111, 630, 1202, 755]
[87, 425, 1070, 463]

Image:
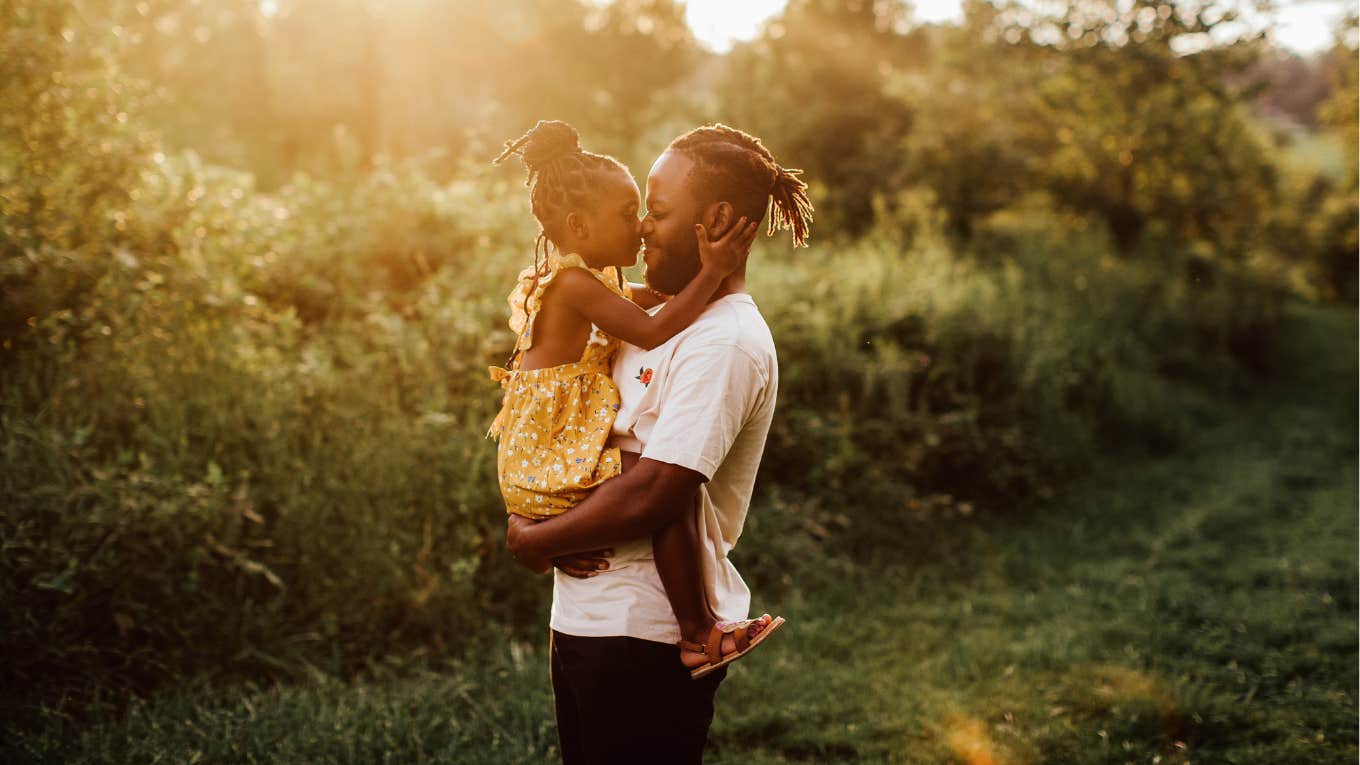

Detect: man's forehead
[646, 151, 694, 205]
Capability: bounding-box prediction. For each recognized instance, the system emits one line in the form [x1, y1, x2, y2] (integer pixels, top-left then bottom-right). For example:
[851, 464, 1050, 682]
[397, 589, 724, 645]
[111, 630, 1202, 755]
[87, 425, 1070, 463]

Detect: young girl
[487, 120, 783, 678]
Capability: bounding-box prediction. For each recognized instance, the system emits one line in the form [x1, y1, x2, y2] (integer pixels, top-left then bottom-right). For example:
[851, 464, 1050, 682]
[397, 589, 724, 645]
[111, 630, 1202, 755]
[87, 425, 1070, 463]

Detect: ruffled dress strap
[487, 253, 631, 441]
[499, 252, 631, 369]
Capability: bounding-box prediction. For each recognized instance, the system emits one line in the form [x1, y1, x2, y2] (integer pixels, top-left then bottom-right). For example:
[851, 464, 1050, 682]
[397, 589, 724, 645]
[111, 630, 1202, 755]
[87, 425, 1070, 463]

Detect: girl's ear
[703, 201, 735, 239]
[566, 211, 588, 240]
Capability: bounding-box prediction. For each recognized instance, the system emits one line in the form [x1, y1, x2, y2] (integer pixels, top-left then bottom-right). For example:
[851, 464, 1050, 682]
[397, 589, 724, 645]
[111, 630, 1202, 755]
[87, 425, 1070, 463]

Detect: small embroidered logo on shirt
[635, 367, 654, 387]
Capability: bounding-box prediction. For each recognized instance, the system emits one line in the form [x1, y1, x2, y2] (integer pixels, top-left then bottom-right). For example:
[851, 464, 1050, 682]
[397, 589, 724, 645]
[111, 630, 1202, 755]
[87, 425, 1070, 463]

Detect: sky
[682, 0, 1359, 55]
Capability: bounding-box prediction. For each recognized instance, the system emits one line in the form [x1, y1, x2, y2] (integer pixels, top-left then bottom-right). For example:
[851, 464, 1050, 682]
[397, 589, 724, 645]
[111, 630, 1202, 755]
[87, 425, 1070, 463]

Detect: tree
[1001, 0, 1278, 255]
[893, 0, 1280, 256]
[890, 5, 1050, 242]
[1310, 12, 1358, 297]
[482, 0, 698, 158]
[715, 0, 918, 236]
[109, 0, 698, 183]
[0, 0, 154, 342]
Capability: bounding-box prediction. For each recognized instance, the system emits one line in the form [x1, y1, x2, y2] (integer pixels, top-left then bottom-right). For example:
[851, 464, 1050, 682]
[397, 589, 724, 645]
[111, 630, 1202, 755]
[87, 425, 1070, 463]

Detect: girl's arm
[550, 217, 759, 351]
[629, 285, 667, 310]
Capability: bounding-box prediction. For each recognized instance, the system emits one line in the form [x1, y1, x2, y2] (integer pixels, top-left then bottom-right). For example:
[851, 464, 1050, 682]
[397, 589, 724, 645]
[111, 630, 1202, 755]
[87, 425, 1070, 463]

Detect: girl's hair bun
[519, 120, 581, 171]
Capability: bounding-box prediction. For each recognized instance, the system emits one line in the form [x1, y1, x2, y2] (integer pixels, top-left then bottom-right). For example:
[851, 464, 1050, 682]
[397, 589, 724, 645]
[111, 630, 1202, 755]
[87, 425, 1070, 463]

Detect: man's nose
[637, 216, 653, 237]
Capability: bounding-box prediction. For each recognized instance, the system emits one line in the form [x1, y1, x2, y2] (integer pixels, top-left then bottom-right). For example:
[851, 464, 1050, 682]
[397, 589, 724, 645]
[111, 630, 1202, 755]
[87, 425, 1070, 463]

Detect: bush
[752, 200, 1280, 516]
[0, 3, 1286, 721]
[1, 158, 538, 722]
[1, 25, 542, 708]
[4, 135, 1286, 720]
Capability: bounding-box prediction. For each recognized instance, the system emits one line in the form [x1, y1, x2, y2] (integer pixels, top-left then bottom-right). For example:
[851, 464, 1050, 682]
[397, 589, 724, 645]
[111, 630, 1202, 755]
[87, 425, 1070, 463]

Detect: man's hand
[508, 515, 613, 577]
[504, 456, 704, 562]
[552, 548, 613, 579]
[506, 515, 551, 574]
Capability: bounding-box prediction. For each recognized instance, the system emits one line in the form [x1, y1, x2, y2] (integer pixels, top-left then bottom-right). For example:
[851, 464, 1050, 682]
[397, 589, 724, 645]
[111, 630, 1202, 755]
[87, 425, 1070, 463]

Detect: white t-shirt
[549, 292, 779, 644]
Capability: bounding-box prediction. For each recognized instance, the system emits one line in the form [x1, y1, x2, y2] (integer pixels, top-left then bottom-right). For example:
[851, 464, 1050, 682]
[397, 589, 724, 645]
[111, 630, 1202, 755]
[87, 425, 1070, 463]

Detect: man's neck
[710, 267, 747, 302]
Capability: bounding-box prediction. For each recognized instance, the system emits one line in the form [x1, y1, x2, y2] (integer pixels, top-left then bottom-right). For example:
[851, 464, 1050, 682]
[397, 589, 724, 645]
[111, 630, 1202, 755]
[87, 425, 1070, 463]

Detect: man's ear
[703, 202, 735, 239]
[566, 211, 588, 240]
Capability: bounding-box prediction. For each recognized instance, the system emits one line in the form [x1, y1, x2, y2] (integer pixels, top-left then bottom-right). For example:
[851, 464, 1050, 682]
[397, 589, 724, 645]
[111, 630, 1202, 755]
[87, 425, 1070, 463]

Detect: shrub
[0, 4, 1286, 720]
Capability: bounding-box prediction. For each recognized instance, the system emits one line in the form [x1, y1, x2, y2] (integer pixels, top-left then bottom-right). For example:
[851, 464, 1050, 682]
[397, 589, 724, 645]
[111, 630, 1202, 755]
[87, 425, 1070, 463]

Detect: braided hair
[493, 120, 630, 271]
[666, 124, 814, 247]
[493, 121, 630, 343]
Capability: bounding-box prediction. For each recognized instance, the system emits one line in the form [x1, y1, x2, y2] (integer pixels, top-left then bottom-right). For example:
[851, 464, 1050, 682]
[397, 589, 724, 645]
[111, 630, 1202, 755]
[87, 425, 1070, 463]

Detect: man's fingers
[553, 552, 611, 578]
[694, 223, 708, 243]
[560, 561, 604, 578]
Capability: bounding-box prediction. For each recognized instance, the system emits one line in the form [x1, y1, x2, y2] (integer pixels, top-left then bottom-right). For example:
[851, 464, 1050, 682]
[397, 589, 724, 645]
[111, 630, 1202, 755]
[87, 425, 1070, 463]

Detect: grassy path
[709, 300, 1357, 764]
[15, 302, 1356, 764]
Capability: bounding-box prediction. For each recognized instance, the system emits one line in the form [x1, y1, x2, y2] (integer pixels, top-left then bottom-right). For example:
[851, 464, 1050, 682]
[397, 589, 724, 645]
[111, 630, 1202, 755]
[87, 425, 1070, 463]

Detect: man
[506, 124, 813, 763]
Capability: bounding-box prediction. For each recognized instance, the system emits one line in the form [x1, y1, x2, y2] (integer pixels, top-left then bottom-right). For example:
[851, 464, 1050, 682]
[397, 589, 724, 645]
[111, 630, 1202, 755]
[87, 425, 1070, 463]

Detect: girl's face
[577, 169, 642, 270]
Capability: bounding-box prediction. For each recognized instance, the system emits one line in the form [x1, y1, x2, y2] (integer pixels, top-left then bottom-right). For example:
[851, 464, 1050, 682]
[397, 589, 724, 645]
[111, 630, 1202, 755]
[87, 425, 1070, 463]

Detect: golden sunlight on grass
[942, 713, 1006, 765]
[1070, 664, 1180, 721]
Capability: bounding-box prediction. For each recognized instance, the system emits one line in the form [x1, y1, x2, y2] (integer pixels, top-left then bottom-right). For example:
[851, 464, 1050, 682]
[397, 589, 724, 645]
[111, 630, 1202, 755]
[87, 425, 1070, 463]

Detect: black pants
[550, 630, 727, 764]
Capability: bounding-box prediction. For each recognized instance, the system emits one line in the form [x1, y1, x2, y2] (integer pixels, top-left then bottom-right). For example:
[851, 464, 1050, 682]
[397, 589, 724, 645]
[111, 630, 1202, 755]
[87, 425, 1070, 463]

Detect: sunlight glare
[1265, 0, 1356, 53]
[943, 714, 1000, 765]
[915, 0, 965, 25]
[684, 0, 786, 53]
[603, 0, 1352, 55]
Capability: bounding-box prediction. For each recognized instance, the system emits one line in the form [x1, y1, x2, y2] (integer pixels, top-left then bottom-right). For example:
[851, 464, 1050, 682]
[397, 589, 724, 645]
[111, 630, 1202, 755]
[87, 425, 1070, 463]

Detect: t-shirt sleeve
[641, 342, 767, 481]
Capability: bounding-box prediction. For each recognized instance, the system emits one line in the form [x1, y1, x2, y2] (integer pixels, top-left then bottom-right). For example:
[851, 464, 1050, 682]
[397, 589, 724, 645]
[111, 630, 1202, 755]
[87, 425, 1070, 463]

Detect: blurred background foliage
[0, 0, 1355, 730]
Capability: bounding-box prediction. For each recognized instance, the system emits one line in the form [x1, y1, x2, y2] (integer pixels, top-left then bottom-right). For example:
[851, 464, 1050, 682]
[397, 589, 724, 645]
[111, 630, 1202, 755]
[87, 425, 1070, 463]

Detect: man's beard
[645, 230, 702, 296]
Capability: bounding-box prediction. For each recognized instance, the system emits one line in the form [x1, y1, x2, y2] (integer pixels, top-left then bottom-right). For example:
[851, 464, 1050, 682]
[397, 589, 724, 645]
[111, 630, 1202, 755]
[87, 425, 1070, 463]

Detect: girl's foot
[678, 614, 778, 670]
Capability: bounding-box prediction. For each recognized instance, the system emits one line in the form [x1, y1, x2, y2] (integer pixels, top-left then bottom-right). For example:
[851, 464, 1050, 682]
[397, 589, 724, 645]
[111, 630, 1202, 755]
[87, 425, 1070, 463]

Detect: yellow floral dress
[487, 252, 631, 519]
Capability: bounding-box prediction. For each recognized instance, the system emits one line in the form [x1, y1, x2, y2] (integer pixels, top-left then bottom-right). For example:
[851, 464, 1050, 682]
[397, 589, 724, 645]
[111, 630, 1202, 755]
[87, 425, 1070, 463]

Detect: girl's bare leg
[652, 492, 771, 668]
[653, 493, 718, 641]
[616, 452, 770, 667]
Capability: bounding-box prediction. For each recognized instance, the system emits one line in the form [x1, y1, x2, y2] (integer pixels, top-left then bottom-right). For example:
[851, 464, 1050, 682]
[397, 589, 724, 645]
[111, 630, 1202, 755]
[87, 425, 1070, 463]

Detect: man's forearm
[517, 459, 700, 560]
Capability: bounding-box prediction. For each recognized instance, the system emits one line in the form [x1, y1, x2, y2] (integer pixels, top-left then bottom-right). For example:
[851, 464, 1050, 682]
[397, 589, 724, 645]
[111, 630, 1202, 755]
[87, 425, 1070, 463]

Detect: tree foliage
[897, 0, 1280, 255]
[0, 0, 1351, 724]
[105, 0, 697, 183]
[1309, 13, 1359, 297]
[715, 0, 918, 235]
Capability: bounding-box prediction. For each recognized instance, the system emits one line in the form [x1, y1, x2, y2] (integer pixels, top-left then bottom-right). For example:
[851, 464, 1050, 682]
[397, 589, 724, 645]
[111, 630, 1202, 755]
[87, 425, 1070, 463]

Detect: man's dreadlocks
[666, 124, 814, 247]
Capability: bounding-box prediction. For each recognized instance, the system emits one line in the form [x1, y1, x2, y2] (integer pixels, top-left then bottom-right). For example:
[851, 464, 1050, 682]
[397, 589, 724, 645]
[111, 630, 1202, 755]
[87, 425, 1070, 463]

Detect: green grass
[707, 300, 1357, 764]
[7, 301, 1356, 764]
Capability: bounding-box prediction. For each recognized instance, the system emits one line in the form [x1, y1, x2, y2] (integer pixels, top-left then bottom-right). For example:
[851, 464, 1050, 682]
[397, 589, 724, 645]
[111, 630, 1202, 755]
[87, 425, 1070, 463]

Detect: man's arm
[506, 455, 703, 566]
[508, 325, 767, 571]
